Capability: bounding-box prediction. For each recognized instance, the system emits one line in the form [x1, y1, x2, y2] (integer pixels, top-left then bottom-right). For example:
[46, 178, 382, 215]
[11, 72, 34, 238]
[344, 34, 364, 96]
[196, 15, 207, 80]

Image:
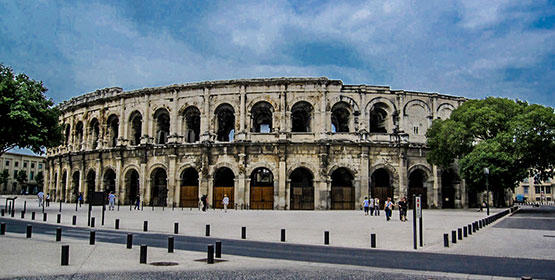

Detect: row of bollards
[444, 207, 518, 247]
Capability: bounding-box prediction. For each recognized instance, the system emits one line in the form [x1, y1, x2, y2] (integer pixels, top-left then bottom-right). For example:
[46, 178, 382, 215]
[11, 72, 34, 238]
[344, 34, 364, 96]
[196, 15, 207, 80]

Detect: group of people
[363, 196, 409, 222]
[199, 194, 230, 213]
[36, 191, 50, 207]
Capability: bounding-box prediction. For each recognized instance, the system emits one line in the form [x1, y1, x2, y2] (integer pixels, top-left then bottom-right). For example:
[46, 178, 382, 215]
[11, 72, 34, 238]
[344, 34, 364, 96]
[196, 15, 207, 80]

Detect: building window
[30, 171, 34, 180]
[535, 186, 541, 194]
[546, 186, 551, 194]
[5, 161, 9, 166]
[38, 163, 43, 169]
[14, 170, 17, 177]
[23, 162, 27, 168]
[15, 162, 18, 167]
[31, 163, 35, 169]
[523, 186, 529, 194]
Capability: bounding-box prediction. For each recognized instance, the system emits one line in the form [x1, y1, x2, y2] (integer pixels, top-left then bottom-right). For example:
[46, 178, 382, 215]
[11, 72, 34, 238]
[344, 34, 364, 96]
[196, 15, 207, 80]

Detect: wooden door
[290, 186, 314, 210]
[180, 185, 198, 208]
[331, 186, 355, 210]
[372, 186, 392, 209]
[251, 186, 273, 209]
[213, 186, 234, 209]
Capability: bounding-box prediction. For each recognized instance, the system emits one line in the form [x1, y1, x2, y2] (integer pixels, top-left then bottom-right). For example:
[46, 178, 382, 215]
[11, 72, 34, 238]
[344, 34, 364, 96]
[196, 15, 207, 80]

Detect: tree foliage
[0, 64, 63, 156]
[0, 169, 9, 191]
[426, 97, 555, 206]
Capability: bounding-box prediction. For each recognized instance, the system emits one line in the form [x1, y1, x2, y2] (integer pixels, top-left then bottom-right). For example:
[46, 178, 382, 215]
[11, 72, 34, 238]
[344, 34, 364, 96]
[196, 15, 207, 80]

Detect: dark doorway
[441, 169, 458, 209]
[290, 168, 314, 210]
[408, 169, 428, 209]
[250, 168, 274, 209]
[180, 168, 199, 207]
[61, 171, 67, 202]
[125, 170, 139, 205]
[103, 169, 116, 194]
[213, 168, 234, 208]
[371, 168, 392, 208]
[331, 168, 355, 210]
[291, 102, 313, 132]
[151, 168, 167, 206]
[72, 171, 80, 202]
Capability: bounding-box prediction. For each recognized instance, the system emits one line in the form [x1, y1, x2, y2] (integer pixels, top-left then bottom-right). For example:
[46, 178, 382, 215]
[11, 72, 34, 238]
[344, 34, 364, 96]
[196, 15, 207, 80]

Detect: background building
[514, 176, 554, 204]
[0, 152, 46, 194]
[45, 77, 468, 209]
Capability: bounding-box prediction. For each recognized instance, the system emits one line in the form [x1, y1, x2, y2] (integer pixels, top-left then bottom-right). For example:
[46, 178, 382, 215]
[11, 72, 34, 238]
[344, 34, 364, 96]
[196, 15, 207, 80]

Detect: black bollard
[26, 224, 32, 238]
[31, 212, 35, 220]
[444, 233, 449, 247]
[463, 226, 468, 237]
[205, 224, 210, 236]
[324, 231, 329, 245]
[143, 221, 148, 232]
[24, 201, 26, 213]
[451, 230, 457, 244]
[72, 215, 77, 226]
[59, 200, 62, 212]
[0, 222, 5, 235]
[174, 222, 179, 234]
[11, 208, 14, 217]
[91, 217, 95, 228]
[207, 244, 214, 264]
[281, 229, 286, 242]
[168, 236, 174, 253]
[43, 212, 47, 222]
[371, 233, 376, 248]
[126, 233, 133, 249]
[458, 228, 463, 240]
[57, 214, 61, 224]
[115, 219, 120, 229]
[61, 245, 69, 266]
[468, 224, 472, 235]
[21, 211, 25, 219]
[216, 241, 222, 258]
[89, 230, 95, 245]
[56, 227, 62, 241]
[140, 244, 147, 264]
[241, 226, 246, 239]
[1, 209, 3, 216]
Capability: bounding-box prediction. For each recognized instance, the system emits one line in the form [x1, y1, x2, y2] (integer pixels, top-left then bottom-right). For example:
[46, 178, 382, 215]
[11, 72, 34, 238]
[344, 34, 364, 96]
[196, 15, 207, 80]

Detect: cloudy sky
[1, 0, 554, 106]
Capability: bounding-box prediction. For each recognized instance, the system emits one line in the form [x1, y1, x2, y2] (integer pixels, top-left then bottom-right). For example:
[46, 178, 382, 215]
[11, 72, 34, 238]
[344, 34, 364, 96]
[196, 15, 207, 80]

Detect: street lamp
[484, 167, 490, 215]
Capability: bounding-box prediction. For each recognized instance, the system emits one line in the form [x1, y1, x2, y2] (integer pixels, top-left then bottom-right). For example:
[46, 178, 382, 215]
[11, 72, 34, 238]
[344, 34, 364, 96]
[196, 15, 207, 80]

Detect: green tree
[35, 171, 44, 191]
[15, 170, 27, 193]
[0, 64, 64, 156]
[0, 169, 9, 192]
[426, 97, 555, 207]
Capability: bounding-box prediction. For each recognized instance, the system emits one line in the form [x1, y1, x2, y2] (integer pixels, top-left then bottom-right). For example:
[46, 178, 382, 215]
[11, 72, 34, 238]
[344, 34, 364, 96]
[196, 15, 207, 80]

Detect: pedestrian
[398, 197, 408, 222]
[362, 197, 369, 215]
[385, 197, 393, 221]
[479, 201, 485, 212]
[78, 192, 83, 207]
[108, 191, 116, 211]
[369, 197, 375, 216]
[223, 194, 229, 213]
[374, 197, 380, 216]
[37, 191, 44, 207]
[134, 194, 140, 210]
[201, 194, 207, 212]
[45, 193, 51, 207]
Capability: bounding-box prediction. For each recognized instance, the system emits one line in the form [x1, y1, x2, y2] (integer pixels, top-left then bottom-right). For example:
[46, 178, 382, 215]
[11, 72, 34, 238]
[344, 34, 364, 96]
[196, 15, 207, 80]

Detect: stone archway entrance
[86, 170, 96, 203]
[290, 168, 314, 210]
[125, 170, 139, 205]
[103, 169, 116, 194]
[441, 169, 459, 209]
[408, 169, 428, 209]
[72, 171, 80, 203]
[250, 168, 274, 210]
[213, 167, 234, 208]
[331, 168, 355, 210]
[150, 168, 167, 206]
[180, 168, 199, 207]
[371, 168, 392, 208]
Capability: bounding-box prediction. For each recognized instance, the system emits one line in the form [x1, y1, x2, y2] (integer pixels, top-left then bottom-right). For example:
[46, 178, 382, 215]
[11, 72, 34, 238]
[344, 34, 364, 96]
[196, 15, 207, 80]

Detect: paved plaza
[1, 196, 554, 279]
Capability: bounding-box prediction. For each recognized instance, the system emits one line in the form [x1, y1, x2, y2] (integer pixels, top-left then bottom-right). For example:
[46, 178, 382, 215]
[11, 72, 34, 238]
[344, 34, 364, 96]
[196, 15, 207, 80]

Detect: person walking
[363, 197, 369, 216]
[78, 192, 83, 207]
[369, 197, 375, 216]
[201, 194, 207, 212]
[385, 197, 393, 221]
[37, 191, 44, 207]
[134, 194, 141, 210]
[374, 197, 380, 216]
[45, 193, 51, 207]
[398, 197, 408, 222]
[108, 191, 116, 211]
[222, 194, 229, 213]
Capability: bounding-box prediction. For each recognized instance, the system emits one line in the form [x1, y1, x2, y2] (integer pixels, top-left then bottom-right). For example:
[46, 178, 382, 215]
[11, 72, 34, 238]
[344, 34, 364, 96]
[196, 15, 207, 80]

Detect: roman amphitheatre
[45, 77, 469, 210]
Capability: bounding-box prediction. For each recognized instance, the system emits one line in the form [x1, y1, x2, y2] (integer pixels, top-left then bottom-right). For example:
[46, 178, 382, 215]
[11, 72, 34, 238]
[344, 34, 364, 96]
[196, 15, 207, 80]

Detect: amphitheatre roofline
[56, 77, 464, 111]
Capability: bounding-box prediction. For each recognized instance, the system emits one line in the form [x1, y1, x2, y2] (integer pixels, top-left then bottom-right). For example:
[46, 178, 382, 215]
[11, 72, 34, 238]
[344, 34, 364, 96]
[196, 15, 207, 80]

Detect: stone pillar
[207, 177, 214, 207]
[142, 94, 150, 144]
[433, 165, 440, 208]
[279, 85, 287, 140]
[201, 87, 211, 142]
[319, 83, 327, 139]
[360, 147, 369, 201]
[116, 157, 122, 204]
[140, 163, 147, 204]
[168, 155, 177, 206]
[237, 85, 246, 140]
[169, 90, 179, 143]
[118, 98, 125, 146]
[278, 158, 287, 209]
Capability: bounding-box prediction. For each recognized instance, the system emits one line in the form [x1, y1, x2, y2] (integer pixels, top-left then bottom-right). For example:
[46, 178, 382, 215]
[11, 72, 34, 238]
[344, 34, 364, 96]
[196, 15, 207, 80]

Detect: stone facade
[45, 77, 467, 209]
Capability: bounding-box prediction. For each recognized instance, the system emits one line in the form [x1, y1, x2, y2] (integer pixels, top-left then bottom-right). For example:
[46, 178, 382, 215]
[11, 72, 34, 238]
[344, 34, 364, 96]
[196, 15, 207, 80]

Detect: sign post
[416, 195, 423, 247]
[412, 194, 417, 250]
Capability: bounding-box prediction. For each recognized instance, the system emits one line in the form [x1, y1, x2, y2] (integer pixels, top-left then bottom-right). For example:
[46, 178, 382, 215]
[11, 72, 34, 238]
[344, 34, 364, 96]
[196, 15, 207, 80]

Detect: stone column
[142, 95, 150, 144]
[319, 83, 327, 139]
[237, 85, 246, 140]
[116, 157, 122, 204]
[360, 147, 369, 201]
[278, 157, 287, 209]
[118, 98, 125, 146]
[140, 163, 147, 204]
[279, 85, 287, 140]
[168, 154, 177, 206]
[433, 165, 440, 208]
[169, 90, 179, 143]
[201, 87, 211, 142]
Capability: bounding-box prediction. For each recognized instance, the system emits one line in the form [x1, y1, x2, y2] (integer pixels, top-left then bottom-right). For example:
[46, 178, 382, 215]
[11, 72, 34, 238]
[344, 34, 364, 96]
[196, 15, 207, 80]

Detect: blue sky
[1, 0, 554, 107]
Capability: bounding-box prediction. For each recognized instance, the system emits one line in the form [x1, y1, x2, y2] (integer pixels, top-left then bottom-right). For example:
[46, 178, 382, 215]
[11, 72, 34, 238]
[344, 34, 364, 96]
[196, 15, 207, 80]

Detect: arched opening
[180, 167, 199, 207]
[331, 102, 351, 133]
[65, 124, 71, 146]
[251, 102, 273, 133]
[331, 168, 355, 210]
[125, 169, 139, 205]
[441, 168, 459, 209]
[88, 118, 100, 149]
[61, 171, 67, 202]
[408, 169, 428, 209]
[291, 101, 312, 132]
[106, 115, 119, 147]
[72, 171, 80, 202]
[371, 168, 392, 208]
[75, 122, 84, 149]
[183, 107, 201, 143]
[290, 168, 314, 210]
[129, 111, 142, 146]
[86, 170, 96, 202]
[103, 169, 116, 194]
[369, 103, 389, 133]
[154, 109, 170, 144]
[213, 167, 234, 208]
[250, 168, 274, 209]
[215, 104, 235, 142]
[150, 168, 167, 206]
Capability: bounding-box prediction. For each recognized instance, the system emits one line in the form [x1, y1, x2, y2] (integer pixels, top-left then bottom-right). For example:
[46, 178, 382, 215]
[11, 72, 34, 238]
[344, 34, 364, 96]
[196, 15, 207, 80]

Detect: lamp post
[484, 167, 490, 215]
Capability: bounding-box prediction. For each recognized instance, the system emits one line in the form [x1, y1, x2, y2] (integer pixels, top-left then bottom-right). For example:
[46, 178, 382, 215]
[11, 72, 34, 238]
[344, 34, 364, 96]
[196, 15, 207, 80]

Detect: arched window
[182, 106, 200, 143]
[250, 167, 274, 209]
[331, 102, 351, 133]
[154, 109, 170, 144]
[150, 168, 168, 206]
[251, 101, 273, 133]
[128, 111, 142, 146]
[369, 103, 390, 133]
[215, 104, 235, 142]
[106, 115, 119, 147]
[65, 124, 71, 146]
[291, 101, 313, 132]
[75, 122, 84, 149]
[88, 118, 100, 149]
